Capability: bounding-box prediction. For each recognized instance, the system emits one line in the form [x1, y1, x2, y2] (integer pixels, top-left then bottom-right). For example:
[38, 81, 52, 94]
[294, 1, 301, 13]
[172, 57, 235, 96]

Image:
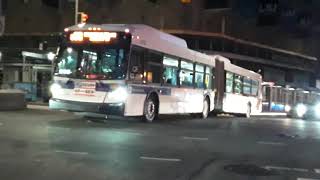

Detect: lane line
[297, 178, 320, 180]
[257, 141, 287, 146]
[315, 169, 320, 174]
[265, 166, 309, 172]
[140, 156, 181, 162]
[55, 150, 89, 156]
[182, 136, 209, 141]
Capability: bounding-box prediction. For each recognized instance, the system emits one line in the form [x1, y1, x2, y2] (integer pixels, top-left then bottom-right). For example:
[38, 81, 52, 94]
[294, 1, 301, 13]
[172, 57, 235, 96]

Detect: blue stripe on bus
[96, 82, 112, 92]
[55, 80, 171, 95]
[56, 80, 75, 89]
[130, 85, 171, 96]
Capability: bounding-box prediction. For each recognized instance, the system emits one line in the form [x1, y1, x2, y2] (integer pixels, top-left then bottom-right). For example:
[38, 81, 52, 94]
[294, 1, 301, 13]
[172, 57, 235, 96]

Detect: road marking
[55, 150, 89, 156]
[315, 169, 320, 174]
[140, 156, 181, 162]
[182, 136, 209, 141]
[297, 178, 320, 180]
[257, 141, 287, 146]
[265, 166, 309, 172]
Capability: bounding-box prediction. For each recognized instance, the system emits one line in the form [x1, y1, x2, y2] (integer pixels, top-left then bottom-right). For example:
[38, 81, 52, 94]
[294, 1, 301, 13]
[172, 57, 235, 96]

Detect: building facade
[0, 0, 319, 100]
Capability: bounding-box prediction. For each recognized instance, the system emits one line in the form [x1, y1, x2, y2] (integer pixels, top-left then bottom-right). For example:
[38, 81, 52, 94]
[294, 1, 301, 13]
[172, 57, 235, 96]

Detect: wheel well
[205, 95, 210, 108]
[147, 92, 159, 107]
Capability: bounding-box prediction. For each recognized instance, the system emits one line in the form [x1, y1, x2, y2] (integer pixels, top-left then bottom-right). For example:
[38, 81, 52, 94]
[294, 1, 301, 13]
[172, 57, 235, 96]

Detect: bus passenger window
[195, 64, 204, 88]
[163, 56, 178, 86]
[243, 77, 251, 95]
[129, 46, 145, 81]
[180, 61, 194, 87]
[226, 72, 234, 93]
[146, 50, 163, 84]
[251, 80, 259, 96]
[205, 67, 214, 90]
[163, 67, 178, 86]
[234, 75, 243, 94]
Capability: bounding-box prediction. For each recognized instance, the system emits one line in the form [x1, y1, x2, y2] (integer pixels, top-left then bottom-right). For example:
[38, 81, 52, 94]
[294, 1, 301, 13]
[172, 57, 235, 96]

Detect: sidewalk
[27, 101, 49, 110]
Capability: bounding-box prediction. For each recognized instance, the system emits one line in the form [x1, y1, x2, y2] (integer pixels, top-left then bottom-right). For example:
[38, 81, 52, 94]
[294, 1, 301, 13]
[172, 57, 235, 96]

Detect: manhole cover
[224, 164, 276, 176]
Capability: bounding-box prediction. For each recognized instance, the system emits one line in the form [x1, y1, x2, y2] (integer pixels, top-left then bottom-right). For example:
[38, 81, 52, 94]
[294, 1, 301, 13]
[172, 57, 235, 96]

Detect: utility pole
[75, 0, 79, 24]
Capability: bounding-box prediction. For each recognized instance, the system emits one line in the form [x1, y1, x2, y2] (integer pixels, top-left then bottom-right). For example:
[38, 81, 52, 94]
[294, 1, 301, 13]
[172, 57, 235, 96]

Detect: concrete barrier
[0, 89, 26, 110]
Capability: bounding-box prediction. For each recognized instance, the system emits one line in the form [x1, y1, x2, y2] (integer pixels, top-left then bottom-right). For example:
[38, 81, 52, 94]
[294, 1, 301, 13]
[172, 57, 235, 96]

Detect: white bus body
[50, 24, 262, 121]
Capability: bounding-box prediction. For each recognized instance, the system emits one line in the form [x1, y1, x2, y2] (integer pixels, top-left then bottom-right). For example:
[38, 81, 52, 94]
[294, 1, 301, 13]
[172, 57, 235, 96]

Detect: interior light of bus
[88, 27, 93, 31]
[93, 27, 97, 31]
[125, 28, 130, 33]
[97, 28, 101, 31]
[137, 36, 140, 40]
[64, 28, 69, 32]
[70, 31, 84, 41]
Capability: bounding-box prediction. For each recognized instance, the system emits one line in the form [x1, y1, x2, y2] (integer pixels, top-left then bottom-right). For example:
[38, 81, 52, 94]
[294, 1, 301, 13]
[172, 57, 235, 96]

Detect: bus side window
[146, 50, 162, 84]
[243, 77, 251, 95]
[163, 56, 179, 86]
[234, 74, 243, 94]
[225, 72, 234, 93]
[204, 66, 213, 89]
[251, 80, 259, 96]
[180, 60, 194, 87]
[195, 64, 204, 89]
[129, 46, 145, 82]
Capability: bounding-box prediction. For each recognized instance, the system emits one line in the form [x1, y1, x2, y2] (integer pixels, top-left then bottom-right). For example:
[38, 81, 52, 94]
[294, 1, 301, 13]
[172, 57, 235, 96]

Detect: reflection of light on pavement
[296, 119, 306, 130]
[283, 118, 291, 127]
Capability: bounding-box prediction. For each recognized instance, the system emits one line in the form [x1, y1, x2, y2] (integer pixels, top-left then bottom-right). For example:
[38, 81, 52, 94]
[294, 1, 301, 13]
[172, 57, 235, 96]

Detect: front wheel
[143, 96, 158, 122]
[201, 98, 210, 119]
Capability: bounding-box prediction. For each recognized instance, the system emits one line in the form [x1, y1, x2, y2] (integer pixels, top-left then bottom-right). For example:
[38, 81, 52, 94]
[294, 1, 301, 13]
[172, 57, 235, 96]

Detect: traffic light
[181, 0, 191, 4]
[80, 13, 88, 23]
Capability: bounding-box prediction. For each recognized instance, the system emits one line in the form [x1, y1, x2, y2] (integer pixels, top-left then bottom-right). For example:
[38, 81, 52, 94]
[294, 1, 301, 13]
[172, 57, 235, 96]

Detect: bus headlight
[296, 104, 307, 118]
[50, 83, 62, 94]
[108, 87, 128, 102]
[314, 103, 320, 118]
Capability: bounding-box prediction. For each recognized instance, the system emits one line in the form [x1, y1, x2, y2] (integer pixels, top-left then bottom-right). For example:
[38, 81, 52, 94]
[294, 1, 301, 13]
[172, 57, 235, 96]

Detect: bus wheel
[246, 104, 251, 118]
[201, 98, 210, 119]
[143, 96, 158, 122]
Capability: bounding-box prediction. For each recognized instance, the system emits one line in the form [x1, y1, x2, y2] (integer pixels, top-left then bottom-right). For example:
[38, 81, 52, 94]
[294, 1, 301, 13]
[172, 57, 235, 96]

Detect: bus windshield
[55, 46, 127, 80]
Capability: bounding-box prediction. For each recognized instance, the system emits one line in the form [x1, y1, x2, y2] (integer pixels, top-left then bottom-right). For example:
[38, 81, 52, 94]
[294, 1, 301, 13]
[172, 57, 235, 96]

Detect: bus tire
[246, 103, 251, 118]
[143, 95, 159, 122]
[201, 97, 210, 119]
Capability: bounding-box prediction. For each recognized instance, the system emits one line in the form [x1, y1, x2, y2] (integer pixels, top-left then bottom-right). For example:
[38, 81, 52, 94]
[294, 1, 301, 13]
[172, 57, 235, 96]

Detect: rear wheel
[143, 96, 158, 122]
[201, 98, 210, 119]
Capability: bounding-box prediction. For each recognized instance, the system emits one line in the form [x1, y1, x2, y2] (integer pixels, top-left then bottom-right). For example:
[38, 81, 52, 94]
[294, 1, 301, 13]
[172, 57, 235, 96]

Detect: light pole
[75, 0, 79, 24]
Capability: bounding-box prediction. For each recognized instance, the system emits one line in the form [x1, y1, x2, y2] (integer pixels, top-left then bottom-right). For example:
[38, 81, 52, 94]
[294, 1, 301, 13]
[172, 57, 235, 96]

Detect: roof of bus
[66, 23, 261, 80]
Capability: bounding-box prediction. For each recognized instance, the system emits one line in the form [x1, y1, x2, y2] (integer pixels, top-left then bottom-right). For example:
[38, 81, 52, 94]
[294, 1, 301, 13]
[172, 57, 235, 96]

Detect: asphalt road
[1, 108, 320, 180]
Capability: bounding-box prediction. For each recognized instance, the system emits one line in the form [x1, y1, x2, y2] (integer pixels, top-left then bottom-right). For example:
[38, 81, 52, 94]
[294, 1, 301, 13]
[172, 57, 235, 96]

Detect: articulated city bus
[49, 24, 262, 121]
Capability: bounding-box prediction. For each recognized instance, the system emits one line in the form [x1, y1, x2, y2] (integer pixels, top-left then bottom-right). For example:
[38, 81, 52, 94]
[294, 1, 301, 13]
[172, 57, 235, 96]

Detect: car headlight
[108, 87, 128, 102]
[314, 103, 320, 118]
[285, 105, 291, 112]
[296, 104, 307, 118]
[50, 83, 62, 95]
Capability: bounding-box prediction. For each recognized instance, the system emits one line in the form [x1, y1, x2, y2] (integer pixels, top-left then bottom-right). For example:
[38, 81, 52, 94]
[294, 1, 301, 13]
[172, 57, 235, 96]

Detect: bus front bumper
[49, 98, 125, 115]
